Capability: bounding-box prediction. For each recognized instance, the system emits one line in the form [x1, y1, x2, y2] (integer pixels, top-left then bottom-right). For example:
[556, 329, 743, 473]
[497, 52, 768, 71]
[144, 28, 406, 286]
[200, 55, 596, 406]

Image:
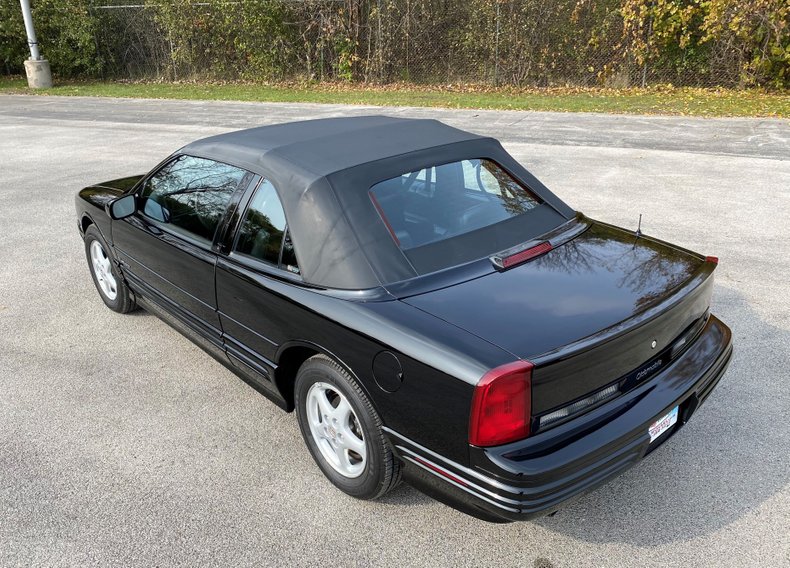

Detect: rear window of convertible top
[369, 158, 560, 275]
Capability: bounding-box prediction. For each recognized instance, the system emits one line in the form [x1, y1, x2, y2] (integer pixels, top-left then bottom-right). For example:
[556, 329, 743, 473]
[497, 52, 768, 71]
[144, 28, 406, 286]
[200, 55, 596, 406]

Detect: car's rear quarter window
[234, 179, 301, 275]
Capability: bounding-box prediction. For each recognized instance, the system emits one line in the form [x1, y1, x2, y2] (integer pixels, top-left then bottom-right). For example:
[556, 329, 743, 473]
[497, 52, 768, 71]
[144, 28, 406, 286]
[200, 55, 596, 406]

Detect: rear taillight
[469, 361, 533, 447]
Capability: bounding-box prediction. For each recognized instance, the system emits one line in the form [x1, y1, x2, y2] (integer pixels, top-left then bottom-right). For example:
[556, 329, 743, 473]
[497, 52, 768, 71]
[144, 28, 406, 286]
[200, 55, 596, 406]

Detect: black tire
[83, 224, 136, 314]
[295, 354, 401, 499]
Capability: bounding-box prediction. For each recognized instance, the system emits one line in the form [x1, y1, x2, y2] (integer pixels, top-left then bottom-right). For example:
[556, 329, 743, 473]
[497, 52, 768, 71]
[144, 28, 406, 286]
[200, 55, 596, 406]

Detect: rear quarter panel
[219, 270, 514, 464]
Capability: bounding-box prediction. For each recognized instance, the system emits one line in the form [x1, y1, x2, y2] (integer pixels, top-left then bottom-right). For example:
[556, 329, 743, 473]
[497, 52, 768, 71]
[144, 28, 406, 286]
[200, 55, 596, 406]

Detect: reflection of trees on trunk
[530, 224, 699, 311]
[615, 241, 698, 310]
[531, 234, 602, 275]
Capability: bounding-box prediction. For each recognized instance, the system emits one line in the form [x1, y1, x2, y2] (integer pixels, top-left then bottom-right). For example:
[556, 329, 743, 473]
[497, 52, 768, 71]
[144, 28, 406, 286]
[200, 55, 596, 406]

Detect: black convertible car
[76, 117, 732, 522]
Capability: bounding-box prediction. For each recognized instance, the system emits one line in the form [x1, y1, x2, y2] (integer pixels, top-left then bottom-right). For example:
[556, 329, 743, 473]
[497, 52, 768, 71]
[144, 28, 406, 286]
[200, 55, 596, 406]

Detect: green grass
[1, 76, 788, 117]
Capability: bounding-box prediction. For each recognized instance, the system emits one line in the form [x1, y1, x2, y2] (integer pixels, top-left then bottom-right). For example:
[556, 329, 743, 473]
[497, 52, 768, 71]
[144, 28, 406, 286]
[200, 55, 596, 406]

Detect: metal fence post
[493, 2, 500, 86]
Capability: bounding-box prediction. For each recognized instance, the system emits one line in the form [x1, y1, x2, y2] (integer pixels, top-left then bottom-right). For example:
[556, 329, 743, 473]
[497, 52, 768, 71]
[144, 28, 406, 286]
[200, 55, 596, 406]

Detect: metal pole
[19, 0, 51, 88]
[494, 3, 500, 86]
[19, 0, 41, 60]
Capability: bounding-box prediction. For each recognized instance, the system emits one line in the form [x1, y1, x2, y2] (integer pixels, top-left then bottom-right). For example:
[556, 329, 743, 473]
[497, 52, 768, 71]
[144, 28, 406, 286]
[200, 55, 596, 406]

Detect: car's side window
[234, 179, 300, 274]
[280, 230, 300, 275]
[140, 155, 248, 243]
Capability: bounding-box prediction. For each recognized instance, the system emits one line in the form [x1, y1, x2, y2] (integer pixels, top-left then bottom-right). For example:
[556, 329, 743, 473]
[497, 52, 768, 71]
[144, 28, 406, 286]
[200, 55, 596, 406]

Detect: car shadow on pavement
[126, 307, 152, 317]
[531, 284, 788, 545]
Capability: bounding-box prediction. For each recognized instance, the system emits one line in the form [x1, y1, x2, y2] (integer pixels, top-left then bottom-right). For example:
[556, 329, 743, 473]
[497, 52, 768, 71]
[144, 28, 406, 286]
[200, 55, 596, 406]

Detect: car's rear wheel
[84, 225, 136, 313]
[295, 354, 400, 499]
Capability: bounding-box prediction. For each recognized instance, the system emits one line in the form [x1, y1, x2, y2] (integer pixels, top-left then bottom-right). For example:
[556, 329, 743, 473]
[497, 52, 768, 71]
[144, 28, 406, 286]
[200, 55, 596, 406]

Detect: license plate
[648, 406, 679, 443]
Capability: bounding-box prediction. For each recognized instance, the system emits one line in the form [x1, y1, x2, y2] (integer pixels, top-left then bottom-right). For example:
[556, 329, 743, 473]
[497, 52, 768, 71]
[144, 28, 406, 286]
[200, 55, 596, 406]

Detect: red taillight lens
[500, 242, 552, 269]
[469, 361, 533, 447]
[705, 256, 719, 265]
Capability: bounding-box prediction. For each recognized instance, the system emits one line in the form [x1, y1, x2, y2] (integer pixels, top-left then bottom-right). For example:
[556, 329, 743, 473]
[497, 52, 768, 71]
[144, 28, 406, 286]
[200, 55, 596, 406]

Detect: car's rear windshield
[369, 158, 565, 275]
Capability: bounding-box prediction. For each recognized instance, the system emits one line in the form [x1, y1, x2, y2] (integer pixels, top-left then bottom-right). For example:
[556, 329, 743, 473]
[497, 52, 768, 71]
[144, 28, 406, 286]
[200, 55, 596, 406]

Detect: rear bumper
[386, 314, 732, 522]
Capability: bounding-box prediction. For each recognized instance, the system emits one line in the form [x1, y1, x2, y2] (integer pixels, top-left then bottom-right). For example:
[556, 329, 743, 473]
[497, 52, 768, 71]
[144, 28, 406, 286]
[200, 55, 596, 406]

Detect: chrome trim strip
[223, 333, 278, 367]
[124, 271, 223, 347]
[400, 456, 520, 513]
[118, 249, 217, 312]
[397, 447, 523, 506]
[218, 310, 278, 347]
[382, 426, 522, 495]
[225, 343, 275, 379]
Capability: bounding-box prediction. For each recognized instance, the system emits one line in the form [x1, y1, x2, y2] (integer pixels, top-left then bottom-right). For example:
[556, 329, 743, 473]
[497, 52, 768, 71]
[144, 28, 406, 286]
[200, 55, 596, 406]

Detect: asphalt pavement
[1, 95, 788, 567]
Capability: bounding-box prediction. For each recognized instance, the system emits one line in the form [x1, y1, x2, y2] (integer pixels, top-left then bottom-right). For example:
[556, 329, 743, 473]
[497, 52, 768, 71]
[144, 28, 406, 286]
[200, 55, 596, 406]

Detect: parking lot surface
[1, 95, 788, 567]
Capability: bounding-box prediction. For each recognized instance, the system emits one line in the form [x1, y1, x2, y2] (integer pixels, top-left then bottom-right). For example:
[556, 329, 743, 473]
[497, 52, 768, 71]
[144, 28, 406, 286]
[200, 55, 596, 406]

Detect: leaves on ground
[0, 77, 787, 118]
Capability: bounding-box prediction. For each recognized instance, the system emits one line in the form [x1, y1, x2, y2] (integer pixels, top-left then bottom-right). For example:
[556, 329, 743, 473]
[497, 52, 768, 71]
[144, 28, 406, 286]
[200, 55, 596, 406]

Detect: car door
[215, 178, 302, 400]
[112, 154, 252, 349]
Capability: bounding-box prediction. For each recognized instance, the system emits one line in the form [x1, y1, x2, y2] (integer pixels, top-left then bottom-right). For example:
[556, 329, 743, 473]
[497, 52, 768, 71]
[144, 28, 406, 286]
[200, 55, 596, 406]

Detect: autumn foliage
[1, 0, 787, 88]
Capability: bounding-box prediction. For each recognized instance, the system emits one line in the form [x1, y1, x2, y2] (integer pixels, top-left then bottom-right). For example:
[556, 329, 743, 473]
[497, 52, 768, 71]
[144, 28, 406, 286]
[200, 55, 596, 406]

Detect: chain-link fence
[2, 1, 788, 88]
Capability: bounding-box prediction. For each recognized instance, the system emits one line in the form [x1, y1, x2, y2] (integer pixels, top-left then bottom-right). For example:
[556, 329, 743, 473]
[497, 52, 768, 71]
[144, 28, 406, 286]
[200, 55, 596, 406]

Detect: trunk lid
[403, 221, 715, 414]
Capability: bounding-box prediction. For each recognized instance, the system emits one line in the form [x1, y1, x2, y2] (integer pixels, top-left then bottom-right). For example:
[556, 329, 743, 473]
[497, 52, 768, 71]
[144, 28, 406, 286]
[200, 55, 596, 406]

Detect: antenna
[635, 213, 643, 238]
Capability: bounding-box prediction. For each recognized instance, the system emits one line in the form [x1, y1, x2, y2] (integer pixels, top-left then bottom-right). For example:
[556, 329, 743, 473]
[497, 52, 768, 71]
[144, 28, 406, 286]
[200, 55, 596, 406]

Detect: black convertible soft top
[180, 116, 574, 289]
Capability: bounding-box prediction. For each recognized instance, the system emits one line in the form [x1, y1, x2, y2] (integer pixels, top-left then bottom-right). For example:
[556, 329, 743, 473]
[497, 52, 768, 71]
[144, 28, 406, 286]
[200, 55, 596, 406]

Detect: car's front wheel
[295, 354, 401, 499]
[83, 225, 136, 313]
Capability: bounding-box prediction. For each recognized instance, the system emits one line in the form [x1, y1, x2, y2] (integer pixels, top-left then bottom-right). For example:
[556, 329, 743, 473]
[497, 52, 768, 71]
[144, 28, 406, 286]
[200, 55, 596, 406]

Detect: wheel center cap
[328, 425, 337, 439]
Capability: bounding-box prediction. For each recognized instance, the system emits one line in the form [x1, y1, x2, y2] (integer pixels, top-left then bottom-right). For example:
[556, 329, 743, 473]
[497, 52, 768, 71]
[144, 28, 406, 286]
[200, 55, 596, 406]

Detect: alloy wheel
[305, 381, 367, 478]
[90, 240, 118, 301]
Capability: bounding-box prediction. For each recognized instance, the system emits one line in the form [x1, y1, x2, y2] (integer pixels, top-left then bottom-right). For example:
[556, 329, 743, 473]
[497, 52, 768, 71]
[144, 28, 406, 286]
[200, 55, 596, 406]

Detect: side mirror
[108, 194, 136, 220]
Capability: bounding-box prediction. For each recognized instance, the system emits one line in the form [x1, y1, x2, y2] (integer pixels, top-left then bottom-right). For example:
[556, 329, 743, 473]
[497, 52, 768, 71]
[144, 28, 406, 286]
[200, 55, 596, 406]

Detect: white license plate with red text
[648, 406, 679, 443]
